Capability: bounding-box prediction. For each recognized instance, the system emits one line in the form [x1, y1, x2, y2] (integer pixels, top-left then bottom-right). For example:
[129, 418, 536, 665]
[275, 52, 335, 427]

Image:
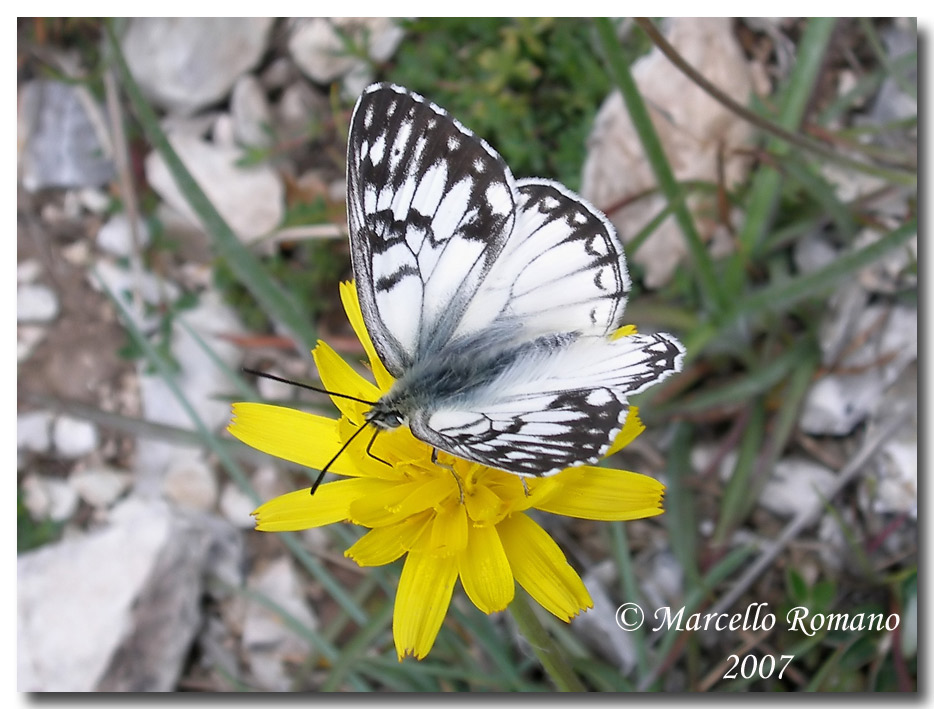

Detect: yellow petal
[498, 513, 592, 621]
[611, 324, 638, 340]
[348, 480, 423, 527]
[345, 512, 432, 566]
[229, 403, 359, 476]
[427, 499, 468, 555]
[605, 406, 645, 457]
[394, 551, 458, 660]
[313, 339, 381, 418]
[465, 482, 508, 524]
[252, 478, 384, 531]
[457, 523, 514, 614]
[340, 281, 395, 390]
[534, 466, 664, 521]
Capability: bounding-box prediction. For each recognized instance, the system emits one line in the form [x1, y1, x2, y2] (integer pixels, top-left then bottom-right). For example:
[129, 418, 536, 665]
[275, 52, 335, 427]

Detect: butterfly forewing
[454, 178, 631, 343]
[346, 83, 685, 478]
[347, 83, 517, 376]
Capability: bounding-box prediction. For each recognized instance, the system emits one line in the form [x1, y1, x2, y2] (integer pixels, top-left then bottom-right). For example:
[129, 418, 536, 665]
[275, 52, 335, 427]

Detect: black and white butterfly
[345, 83, 684, 478]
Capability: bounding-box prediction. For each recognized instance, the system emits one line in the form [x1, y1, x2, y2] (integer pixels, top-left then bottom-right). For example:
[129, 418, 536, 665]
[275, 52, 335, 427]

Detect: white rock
[17, 325, 46, 363]
[21, 474, 79, 523]
[274, 80, 327, 144]
[211, 113, 237, 148]
[69, 468, 133, 509]
[578, 572, 638, 672]
[61, 239, 92, 267]
[18, 410, 54, 453]
[52, 416, 99, 459]
[288, 18, 404, 85]
[162, 453, 218, 512]
[873, 437, 917, 517]
[17, 497, 225, 691]
[17, 259, 42, 283]
[219, 483, 258, 529]
[231, 75, 274, 149]
[639, 551, 684, 611]
[864, 364, 917, 518]
[96, 213, 151, 258]
[17, 284, 59, 322]
[89, 258, 181, 332]
[242, 557, 318, 691]
[78, 187, 111, 214]
[581, 18, 764, 288]
[145, 133, 284, 243]
[19, 80, 114, 191]
[801, 304, 917, 435]
[854, 226, 918, 294]
[134, 290, 243, 486]
[758, 458, 837, 518]
[120, 18, 274, 115]
[260, 57, 296, 91]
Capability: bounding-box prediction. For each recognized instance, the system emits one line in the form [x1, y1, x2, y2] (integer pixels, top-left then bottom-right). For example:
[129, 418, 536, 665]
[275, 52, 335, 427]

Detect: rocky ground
[16, 18, 917, 692]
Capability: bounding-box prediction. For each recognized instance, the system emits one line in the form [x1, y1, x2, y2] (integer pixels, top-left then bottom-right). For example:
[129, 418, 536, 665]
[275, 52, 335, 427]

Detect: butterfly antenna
[243, 367, 377, 406]
[310, 418, 375, 494]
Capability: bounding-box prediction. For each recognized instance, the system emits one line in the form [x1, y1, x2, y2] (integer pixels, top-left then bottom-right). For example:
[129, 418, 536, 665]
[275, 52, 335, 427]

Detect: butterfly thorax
[367, 331, 580, 430]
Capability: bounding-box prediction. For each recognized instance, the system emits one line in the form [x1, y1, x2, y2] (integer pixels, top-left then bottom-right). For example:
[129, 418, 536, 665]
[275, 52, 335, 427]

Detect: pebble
[52, 416, 99, 458]
[17, 284, 59, 323]
[97, 213, 151, 258]
[18, 410, 54, 453]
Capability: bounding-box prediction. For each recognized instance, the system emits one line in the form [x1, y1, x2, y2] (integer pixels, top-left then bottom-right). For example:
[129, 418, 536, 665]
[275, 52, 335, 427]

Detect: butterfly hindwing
[410, 332, 684, 476]
[347, 83, 517, 376]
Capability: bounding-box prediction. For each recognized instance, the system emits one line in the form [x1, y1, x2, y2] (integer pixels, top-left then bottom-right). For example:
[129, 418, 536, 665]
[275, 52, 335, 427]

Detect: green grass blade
[712, 398, 765, 545]
[730, 18, 837, 282]
[733, 217, 916, 322]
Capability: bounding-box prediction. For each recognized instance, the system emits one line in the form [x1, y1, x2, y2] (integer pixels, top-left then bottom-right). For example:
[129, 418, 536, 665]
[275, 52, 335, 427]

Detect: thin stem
[508, 588, 587, 692]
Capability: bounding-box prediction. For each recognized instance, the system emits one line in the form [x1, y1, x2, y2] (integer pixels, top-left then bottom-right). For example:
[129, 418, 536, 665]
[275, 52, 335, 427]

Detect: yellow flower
[228, 282, 664, 661]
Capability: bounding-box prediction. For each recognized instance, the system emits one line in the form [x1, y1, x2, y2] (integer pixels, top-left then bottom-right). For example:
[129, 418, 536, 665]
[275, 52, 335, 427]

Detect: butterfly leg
[521, 478, 530, 497]
[365, 428, 392, 468]
[431, 448, 464, 504]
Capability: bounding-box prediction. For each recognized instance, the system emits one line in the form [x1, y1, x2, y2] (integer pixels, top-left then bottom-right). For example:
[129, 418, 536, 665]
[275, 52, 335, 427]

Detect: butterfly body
[347, 83, 684, 477]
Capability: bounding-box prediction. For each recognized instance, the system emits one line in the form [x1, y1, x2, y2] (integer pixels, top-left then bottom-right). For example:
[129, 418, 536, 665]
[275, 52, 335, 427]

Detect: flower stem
[508, 589, 587, 692]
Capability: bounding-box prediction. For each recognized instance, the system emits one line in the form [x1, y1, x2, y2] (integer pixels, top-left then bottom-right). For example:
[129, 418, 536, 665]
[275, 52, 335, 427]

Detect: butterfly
[345, 83, 684, 478]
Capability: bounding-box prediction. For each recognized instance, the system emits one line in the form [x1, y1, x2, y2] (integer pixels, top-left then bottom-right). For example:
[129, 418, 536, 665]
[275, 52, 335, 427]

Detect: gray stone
[19, 80, 114, 191]
[288, 18, 404, 85]
[17, 497, 231, 691]
[242, 557, 318, 691]
[21, 474, 79, 523]
[52, 416, 99, 459]
[69, 468, 133, 509]
[97, 213, 151, 258]
[17, 410, 54, 453]
[145, 133, 284, 243]
[120, 18, 274, 115]
[231, 75, 274, 149]
[17, 284, 59, 323]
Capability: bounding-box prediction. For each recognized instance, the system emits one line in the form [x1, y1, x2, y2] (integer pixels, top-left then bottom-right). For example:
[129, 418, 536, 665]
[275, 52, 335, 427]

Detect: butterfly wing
[409, 332, 684, 476]
[454, 178, 631, 343]
[347, 83, 517, 377]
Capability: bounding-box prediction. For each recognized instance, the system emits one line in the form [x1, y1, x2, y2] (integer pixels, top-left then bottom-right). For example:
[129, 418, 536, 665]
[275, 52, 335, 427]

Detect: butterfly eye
[372, 410, 404, 430]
